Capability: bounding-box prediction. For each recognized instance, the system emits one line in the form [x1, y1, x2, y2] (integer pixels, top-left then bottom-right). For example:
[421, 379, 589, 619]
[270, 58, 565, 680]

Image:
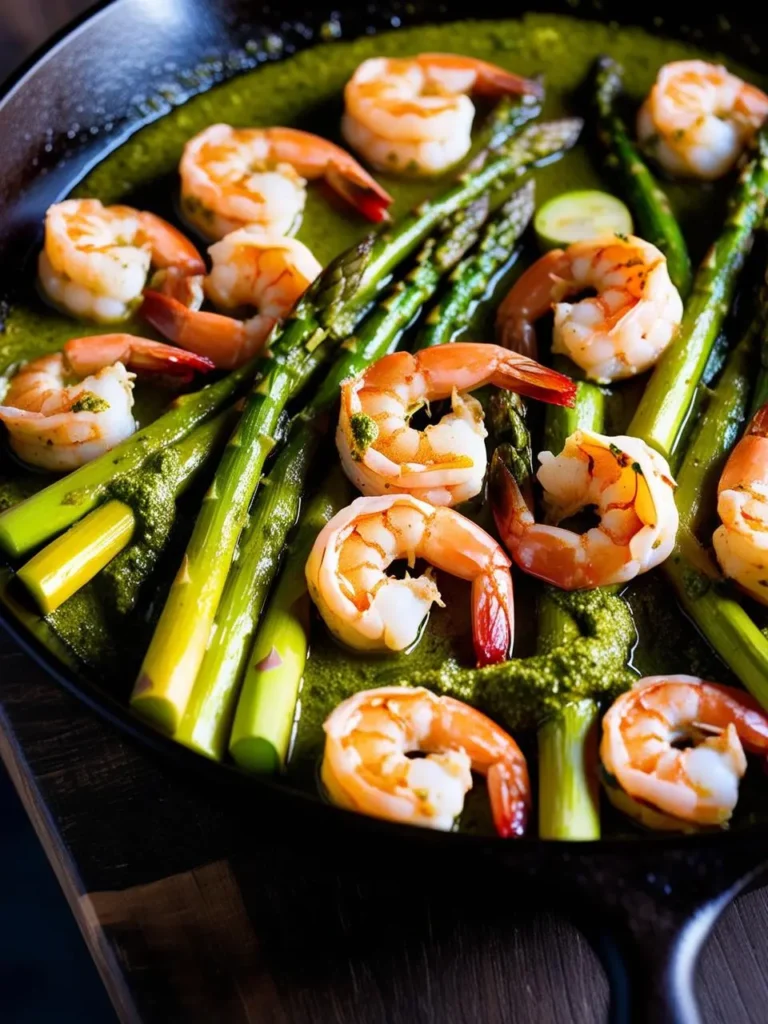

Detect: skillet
[1, 1, 767, 1021]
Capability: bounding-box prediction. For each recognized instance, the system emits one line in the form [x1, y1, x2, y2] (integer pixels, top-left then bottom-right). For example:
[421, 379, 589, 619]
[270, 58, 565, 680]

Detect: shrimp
[0, 335, 213, 471]
[638, 61, 768, 180]
[342, 53, 542, 176]
[322, 687, 530, 837]
[336, 343, 576, 507]
[601, 675, 768, 826]
[491, 429, 678, 589]
[179, 124, 393, 240]
[713, 401, 768, 604]
[495, 235, 683, 382]
[141, 229, 322, 370]
[39, 199, 205, 323]
[305, 493, 515, 667]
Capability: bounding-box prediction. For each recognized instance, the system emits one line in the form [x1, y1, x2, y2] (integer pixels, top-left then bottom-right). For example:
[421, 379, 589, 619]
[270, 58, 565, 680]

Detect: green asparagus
[537, 369, 605, 840]
[629, 124, 768, 459]
[17, 408, 235, 616]
[414, 181, 536, 349]
[229, 468, 352, 772]
[593, 57, 692, 297]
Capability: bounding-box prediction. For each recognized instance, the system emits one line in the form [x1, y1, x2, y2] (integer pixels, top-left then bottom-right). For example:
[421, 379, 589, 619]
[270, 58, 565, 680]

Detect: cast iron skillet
[1, 2, 767, 1021]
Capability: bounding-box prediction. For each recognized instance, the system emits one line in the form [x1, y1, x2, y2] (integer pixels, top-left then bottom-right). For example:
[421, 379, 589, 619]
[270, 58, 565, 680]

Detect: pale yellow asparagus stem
[17, 501, 135, 615]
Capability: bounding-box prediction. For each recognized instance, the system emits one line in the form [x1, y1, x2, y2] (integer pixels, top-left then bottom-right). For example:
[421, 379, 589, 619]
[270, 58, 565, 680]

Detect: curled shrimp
[0, 335, 212, 471]
[322, 686, 530, 836]
[336, 343, 576, 507]
[141, 229, 322, 370]
[713, 401, 768, 604]
[342, 53, 542, 176]
[305, 493, 515, 667]
[39, 199, 205, 323]
[638, 61, 768, 180]
[496, 235, 683, 382]
[179, 124, 393, 240]
[491, 429, 678, 589]
[601, 675, 768, 827]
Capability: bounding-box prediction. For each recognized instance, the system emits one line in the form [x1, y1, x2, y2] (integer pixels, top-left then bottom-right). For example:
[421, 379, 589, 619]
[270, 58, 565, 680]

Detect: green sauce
[0, 14, 764, 828]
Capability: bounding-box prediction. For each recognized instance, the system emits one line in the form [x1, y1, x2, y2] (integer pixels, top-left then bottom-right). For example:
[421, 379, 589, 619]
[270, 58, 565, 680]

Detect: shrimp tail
[63, 334, 214, 382]
[417, 53, 544, 99]
[472, 569, 514, 667]
[495, 249, 567, 357]
[324, 165, 393, 223]
[140, 290, 274, 370]
[487, 760, 531, 838]
[747, 400, 768, 438]
[497, 313, 539, 359]
[489, 450, 533, 552]
[492, 351, 577, 407]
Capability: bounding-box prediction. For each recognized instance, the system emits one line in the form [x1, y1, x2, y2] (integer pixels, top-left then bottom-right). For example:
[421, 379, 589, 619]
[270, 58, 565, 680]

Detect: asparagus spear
[18, 501, 135, 616]
[472, 93, 543, 155]
[536, 369, 605, 840]
[592, 57, 692, 298]
[0, 357, 257, 559]
[132, 238, 374, 734]
[132, 117, 581, 737]
[538, 700, 601, 840]
[629, 125, 768, 460]
[17, 409, 234, 615]
[664, 324, 768, 708]
[228, 468, 352, 772]
[414, 182, 535, 350]
[171, 199, 499, 758]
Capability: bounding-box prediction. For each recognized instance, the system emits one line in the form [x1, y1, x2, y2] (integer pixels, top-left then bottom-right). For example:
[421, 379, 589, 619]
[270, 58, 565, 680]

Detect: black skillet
[1, 2, 767, 1021]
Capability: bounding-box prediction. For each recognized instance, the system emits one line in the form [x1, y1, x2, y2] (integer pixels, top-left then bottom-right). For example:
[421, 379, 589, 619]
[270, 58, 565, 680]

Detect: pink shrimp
[39, 199, 205, 323]
[180, 124, 393, 239]
[0, 335, 212, 471]
[323, 687, 531, 836]
[343, 53, 542, 175]
[305, 493, 515, 667]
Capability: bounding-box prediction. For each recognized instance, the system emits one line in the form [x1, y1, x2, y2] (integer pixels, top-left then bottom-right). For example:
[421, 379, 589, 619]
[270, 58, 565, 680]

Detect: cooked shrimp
[601, 675, 768, 826]
[0, 335, 212, 471]
[491, 429, 678, 589]
[322, 687, 530, 836]
[496, 235, 683, 382]
[713, 401, 768, 604]
[336, 343, 576, 507]
[342, 53, 542, 176]
[306, 493, 515, 667]
[141, 229, 321, 370]
[39, 199, 205, 323]
[638, 61, 768, 180]
[179, 124, 393, 240]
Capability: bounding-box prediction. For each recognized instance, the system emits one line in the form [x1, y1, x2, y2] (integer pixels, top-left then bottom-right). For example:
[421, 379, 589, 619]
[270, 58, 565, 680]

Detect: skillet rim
[1, 0, 767, 856]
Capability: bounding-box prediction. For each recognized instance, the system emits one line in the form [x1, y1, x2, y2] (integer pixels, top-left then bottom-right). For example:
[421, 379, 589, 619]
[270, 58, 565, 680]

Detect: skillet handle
[566, 846, 767, 1024]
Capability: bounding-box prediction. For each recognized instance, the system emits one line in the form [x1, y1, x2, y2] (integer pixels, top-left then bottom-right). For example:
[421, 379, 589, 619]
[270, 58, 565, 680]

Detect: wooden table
[3, 4, 768, 1023]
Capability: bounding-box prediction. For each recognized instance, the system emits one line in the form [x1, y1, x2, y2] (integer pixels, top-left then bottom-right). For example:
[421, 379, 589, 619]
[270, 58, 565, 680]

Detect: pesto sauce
[100, 446, 184, 614]
[0, 15, 763, 827]
[291, 587, 636, 767]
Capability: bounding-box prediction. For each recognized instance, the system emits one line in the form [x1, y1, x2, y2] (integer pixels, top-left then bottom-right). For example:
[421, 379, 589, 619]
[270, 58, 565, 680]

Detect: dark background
[0, 11, 114, 1024]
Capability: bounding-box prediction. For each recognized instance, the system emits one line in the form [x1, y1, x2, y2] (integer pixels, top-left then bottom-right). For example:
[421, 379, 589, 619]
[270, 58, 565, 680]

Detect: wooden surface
[3, 3, 768, 1023]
